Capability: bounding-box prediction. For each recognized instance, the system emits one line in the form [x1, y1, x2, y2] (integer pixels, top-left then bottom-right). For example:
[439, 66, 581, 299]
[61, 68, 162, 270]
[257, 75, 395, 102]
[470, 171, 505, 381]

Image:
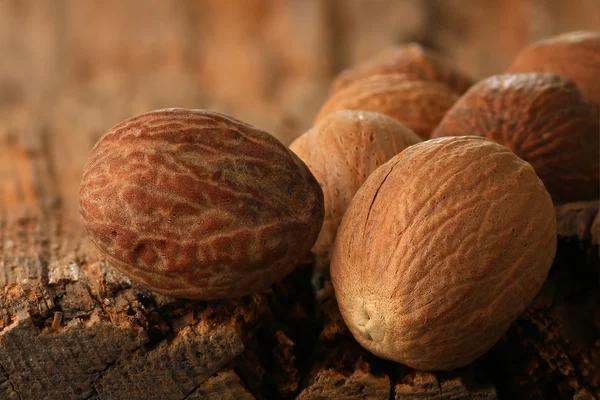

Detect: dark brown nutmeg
[432, 73, 600, 203]
[79, 108, 324, 300]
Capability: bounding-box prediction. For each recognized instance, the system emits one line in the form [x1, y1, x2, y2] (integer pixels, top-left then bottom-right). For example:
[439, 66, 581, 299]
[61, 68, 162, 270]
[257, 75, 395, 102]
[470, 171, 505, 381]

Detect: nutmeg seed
[432, 73, 600, 203]
[332, 43, 473, 95]
[331, 136, 556, 371]
[79, 108, 324, 300]
[316, 74, 459, 139]
[508, 31, 600, 108]
[290, 110, 421, 267]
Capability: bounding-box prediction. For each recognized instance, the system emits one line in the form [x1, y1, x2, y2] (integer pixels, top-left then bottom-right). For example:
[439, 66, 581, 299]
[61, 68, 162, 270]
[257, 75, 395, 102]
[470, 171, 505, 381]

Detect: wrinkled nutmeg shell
[290, 110, 421, 267]
[432, 73, 600, 203]
[316, 74, 459, 139]
[79, 108, 324, 300]
[333, 43, 473, 95]
[508, 31, 600, 108]
[331, 136, 556, 371]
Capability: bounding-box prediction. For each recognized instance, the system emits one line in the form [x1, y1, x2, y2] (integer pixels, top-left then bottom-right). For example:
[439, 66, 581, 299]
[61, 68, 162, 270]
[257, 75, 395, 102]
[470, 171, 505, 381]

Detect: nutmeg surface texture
[331, 136, 557, 371]
[79, 108, 324, 300]
[316, 74, 458, 139]
[508, 30, 600, 107]
[290, 110, 421, 267]
[432, 73, 600, 203]
[333, 43, 473, 95]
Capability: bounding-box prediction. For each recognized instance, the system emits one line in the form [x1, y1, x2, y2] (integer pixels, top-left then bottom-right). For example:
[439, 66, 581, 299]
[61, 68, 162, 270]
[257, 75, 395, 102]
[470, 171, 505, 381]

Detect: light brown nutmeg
[431, 73, 600, 203]
[332, 43, 473, 95]
[331, 136, 556, 371]
[79, 108, 324, 300]
[508, 31, 600, 107]
[289, 110, 421, 267]
[315, 74, 459, 139]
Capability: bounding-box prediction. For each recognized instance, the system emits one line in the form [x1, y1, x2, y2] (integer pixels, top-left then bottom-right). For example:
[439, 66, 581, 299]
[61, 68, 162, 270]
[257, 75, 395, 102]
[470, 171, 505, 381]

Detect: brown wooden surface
[1, 1, 600, 399]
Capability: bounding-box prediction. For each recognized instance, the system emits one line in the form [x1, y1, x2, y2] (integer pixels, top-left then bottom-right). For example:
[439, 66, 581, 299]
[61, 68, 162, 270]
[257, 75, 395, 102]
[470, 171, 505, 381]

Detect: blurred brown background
[1, 0, 599, 149]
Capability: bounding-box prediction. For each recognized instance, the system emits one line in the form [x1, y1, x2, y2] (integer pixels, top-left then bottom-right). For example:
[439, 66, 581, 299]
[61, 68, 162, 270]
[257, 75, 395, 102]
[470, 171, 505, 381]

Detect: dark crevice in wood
[228, 261, 321, 399]
[134, 292, 173, 347]
[81, 385, 99, 400]
[270, 264, 322, 397]
[0, 362, 22, 400]
[388, 377, 396, 400]
[383, 361, 400, 400]
[249, 323, 291, 399]
[231, 341, 264, 399]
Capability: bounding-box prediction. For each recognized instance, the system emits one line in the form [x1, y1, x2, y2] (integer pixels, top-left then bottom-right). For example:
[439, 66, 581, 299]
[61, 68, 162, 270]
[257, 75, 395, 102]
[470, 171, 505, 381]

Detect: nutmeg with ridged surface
[432, 73, 599, 203]
[316, 74, 459, 140]
[79, 108, 324, 300]
[333, 43, 473, 95]
[331, 136, 556, 371]
[508, 31, 600, 107]
[290, 110, 421, 267]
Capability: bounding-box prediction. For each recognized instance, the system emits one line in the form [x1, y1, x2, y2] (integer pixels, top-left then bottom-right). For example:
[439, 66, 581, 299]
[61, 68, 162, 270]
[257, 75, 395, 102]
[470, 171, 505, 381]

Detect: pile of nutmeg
[79, 31, 599, 371]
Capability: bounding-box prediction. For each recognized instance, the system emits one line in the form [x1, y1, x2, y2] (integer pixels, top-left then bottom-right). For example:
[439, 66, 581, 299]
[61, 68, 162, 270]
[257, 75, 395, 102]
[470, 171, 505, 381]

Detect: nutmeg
[290, 110, 421, 267]
[315, 74, 459, 139]
[331, 136, 556, 370]
[79, 108, 324, 300]
[508, 31, 600, 107]
[432, 73, 600, 203]
[333, 43, 473, 95]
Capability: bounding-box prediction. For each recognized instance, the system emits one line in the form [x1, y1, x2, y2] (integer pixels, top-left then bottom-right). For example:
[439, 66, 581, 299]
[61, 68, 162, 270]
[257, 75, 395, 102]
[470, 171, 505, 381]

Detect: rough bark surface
[1, 1, 599, 399]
